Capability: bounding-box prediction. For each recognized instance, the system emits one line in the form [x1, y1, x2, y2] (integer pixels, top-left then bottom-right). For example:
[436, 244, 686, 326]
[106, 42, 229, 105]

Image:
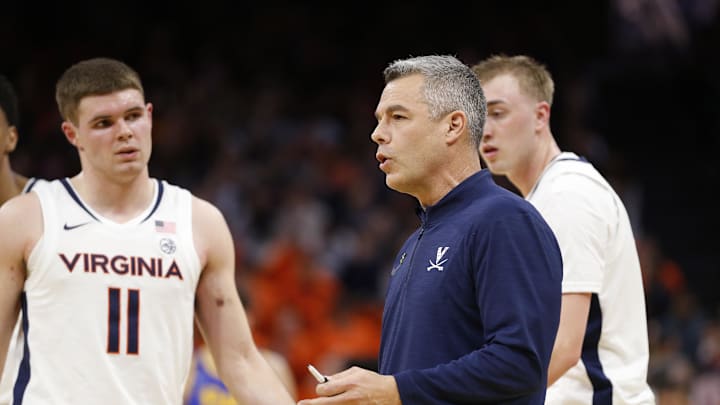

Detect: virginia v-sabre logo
[427, 247, 449, 272]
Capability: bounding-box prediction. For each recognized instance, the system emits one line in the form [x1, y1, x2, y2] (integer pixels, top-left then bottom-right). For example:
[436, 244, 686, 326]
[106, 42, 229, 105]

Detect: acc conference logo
[159, 238, 176, 255]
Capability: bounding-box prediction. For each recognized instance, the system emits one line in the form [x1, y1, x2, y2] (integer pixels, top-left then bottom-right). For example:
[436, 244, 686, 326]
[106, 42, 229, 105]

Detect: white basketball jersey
[0, 178, 47, 405]
[529, 153, 655, 404]
[12, 178, 201, 405]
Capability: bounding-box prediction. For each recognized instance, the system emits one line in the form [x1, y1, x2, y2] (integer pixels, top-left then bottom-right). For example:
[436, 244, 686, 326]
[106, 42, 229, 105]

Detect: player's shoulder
[190, 194, 223, 218]
[0, 192, 42, 241]
[0, 189, 41, 214]
[154, 178, 227, 227]
[544, 154, 609, 188]
[540, 165, 613, 204]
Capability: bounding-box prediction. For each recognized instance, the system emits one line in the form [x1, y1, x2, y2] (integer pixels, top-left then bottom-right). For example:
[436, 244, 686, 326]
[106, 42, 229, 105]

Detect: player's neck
[69, 170, 155, 223]
[0, 159, 25, 204]
[512, 137, 561, 197]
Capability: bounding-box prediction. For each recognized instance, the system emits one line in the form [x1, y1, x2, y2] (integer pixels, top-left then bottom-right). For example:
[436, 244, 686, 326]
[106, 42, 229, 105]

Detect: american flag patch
[155, 220, 176, 233]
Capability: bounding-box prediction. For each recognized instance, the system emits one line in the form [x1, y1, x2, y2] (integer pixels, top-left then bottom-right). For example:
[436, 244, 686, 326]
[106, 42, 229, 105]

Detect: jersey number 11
[107, 287, 140, 355]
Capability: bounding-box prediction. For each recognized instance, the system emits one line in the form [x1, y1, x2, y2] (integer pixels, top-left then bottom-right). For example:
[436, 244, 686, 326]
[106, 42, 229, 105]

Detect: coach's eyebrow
[375, 104, 410, 121]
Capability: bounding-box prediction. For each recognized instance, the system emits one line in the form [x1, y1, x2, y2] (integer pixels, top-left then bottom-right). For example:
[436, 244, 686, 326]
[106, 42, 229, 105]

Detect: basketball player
[0, 58, 294, 404]
[0, 74, 45, 405]
[472, 55, 655, 404]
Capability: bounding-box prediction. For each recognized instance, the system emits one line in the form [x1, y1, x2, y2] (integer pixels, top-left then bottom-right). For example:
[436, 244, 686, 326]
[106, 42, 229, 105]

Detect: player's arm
[0, 194, 41, 374]
[192, 197, 294, 404]
[547, 293, 591, 386]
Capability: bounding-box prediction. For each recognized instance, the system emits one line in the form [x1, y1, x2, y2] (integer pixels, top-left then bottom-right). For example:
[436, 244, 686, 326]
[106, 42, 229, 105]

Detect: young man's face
[63, 89, 153, 182]
[480, 73, 541, 177]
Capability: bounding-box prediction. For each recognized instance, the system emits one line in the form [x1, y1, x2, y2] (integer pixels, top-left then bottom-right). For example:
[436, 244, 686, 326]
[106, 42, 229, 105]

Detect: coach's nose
[371, 122, 389, 145]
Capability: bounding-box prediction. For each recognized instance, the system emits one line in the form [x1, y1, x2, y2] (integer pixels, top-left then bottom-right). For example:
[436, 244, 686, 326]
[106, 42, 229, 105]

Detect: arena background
[3, 1, 719, 402]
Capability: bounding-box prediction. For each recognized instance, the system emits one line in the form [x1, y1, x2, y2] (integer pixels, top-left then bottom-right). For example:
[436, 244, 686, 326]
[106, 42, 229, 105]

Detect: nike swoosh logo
[63, 222, 91, 231]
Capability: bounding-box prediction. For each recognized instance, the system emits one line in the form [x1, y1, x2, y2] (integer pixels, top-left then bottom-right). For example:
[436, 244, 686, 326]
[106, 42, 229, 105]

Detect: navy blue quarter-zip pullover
[379, 169, 562, 404]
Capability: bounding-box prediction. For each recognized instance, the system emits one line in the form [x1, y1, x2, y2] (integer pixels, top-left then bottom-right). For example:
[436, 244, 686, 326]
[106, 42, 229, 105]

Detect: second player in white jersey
[0, 73, 49, 405]
[529, 154, 655, 404]
[0, 178, 47, 405]
[473, 54, 654, 404]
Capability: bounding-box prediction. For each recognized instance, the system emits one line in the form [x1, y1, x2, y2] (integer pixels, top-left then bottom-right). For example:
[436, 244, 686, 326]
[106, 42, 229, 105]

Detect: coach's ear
[445, 110, 467, 146]
[61, 121, 84, 151]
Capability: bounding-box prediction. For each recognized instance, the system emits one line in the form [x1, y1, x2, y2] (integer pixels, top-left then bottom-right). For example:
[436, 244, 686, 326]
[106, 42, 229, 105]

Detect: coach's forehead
[375, 74, 427, 117]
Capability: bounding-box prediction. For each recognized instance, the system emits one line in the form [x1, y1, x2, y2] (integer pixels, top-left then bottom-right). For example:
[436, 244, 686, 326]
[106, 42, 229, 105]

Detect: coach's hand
[297, 366, 401, 405]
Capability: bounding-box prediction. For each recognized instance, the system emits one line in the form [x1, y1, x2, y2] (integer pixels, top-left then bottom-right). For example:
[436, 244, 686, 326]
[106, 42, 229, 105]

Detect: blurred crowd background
[3, 1, 720, 403]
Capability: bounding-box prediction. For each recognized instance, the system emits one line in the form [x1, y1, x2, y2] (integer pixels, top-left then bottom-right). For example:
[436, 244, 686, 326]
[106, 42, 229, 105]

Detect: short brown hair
[55, 57, 144, 124]
[471, 55, 554, 106]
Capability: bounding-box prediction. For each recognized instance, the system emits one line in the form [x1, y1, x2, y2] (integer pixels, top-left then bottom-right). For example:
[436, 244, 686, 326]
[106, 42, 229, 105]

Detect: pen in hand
[307, 364, 329, 383]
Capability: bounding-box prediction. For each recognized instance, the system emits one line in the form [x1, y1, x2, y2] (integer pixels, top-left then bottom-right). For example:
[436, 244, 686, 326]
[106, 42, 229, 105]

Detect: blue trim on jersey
[23, 178, 39, 193]
[59, 178, 163, 224]
[582, 293, 613, 404]
[556, 156, 588, 163]
[9, 181, 41, 403]
[13, 293, 30, 404]
[528, 154, 590, 198]
[141, 179, 164, 223]
[60, 178, 100, 221]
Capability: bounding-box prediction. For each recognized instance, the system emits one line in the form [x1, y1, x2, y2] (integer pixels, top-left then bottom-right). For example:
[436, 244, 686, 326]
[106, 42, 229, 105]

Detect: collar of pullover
[415, 169, 495, 226]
